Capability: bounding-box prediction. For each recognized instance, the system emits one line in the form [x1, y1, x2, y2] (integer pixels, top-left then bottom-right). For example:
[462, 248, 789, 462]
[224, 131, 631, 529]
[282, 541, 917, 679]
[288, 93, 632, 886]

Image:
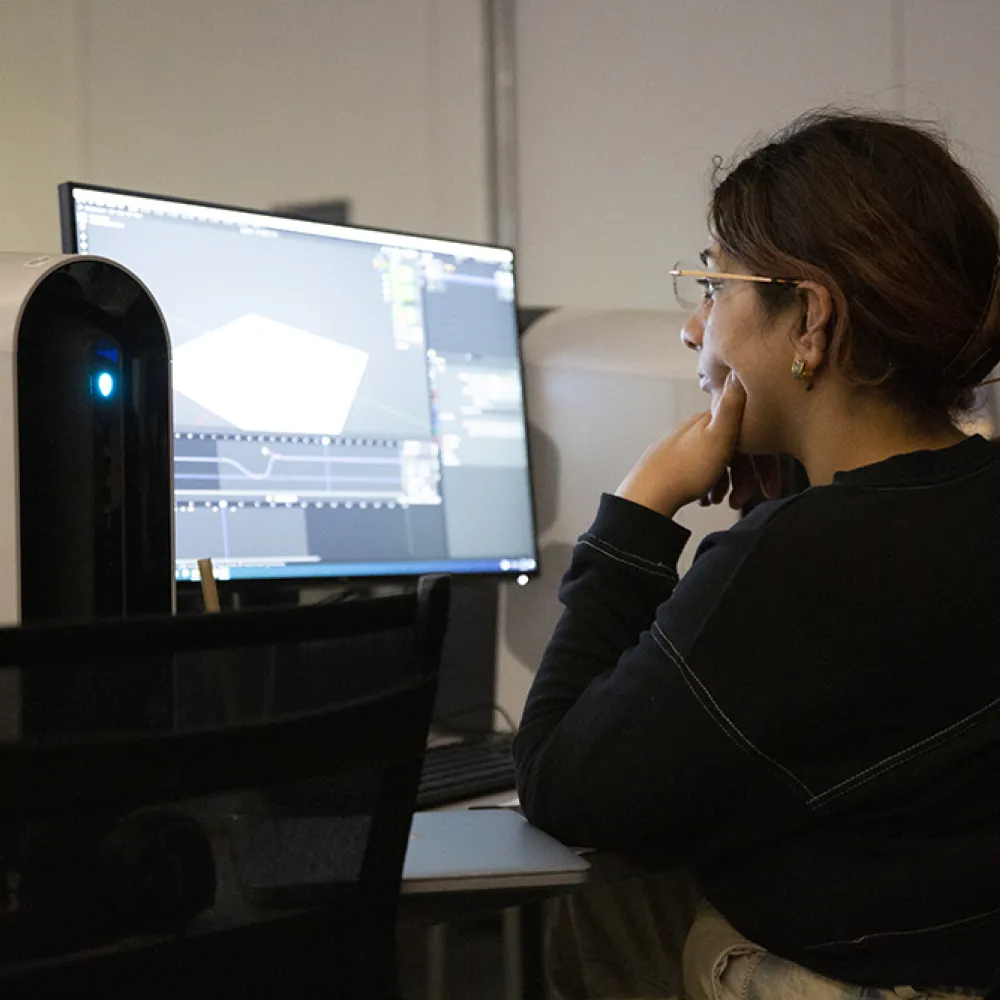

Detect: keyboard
[416, 738, 517, 809]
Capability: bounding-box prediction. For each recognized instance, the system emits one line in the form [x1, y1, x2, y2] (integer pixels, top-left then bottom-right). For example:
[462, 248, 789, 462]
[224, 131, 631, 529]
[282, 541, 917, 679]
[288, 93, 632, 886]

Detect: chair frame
[0, 574, 450, 998]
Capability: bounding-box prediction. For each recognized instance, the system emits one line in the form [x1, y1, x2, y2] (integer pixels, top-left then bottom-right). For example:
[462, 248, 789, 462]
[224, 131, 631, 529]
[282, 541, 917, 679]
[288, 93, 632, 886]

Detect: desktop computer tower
[0, 252, 174, 626]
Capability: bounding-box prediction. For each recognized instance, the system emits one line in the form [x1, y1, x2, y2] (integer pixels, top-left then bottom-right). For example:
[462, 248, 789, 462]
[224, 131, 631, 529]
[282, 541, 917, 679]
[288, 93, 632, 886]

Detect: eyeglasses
[671, 257, 1000, 393]
[670, 260, 802, 311]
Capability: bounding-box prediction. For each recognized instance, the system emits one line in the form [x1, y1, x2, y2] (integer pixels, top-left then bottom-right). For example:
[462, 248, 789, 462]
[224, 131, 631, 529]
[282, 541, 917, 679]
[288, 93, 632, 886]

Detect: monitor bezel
[59, 181, 541, 587]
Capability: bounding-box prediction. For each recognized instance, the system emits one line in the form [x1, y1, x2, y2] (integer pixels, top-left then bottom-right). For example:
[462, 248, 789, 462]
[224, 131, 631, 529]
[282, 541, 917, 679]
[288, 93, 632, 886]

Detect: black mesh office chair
[0, 574, 449, 999]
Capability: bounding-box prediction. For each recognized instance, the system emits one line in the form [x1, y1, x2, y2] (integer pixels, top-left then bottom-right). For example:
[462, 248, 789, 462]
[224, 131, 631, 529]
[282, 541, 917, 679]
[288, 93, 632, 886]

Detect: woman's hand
[700, 451, 783, 511]
[616, 372, 777, 518]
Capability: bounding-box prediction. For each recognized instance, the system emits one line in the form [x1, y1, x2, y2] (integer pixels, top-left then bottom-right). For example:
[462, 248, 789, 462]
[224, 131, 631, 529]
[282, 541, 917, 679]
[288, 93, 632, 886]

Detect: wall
[0, 0, 82, 252]
[0, 0, 489, 252]
[902, 1, 1000, 202]
[514, 0, 1000, 310]
[9, 1, 995, 265]
[515, 0, 898, 309]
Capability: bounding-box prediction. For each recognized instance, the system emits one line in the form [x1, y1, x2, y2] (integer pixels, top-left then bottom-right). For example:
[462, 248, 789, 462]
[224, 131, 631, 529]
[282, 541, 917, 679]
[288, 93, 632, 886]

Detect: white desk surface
[407, 737, 586, 895]
[401, 807, 589, 895]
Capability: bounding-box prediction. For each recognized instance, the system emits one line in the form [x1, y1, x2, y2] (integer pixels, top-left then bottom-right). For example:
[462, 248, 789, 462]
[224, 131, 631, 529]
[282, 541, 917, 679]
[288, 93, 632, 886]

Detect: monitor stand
[432, 576, 499, 736]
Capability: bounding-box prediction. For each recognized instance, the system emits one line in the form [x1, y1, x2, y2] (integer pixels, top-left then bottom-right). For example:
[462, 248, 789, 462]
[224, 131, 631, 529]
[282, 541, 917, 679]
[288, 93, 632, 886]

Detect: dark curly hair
[711, 110, 1000, 418]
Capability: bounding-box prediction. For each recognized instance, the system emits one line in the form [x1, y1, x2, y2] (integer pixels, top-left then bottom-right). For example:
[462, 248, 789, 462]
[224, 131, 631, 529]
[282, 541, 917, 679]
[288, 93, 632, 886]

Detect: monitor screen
[60, 184, 538, 583]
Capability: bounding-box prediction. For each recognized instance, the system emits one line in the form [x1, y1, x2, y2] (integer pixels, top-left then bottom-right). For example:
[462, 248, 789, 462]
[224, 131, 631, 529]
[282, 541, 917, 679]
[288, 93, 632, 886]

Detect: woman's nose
[680, 305, 706, 352]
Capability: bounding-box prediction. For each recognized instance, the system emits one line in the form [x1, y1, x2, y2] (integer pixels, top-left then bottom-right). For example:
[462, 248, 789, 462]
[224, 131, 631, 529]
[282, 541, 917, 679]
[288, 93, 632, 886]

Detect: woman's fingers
[710, 467, 731, 505]
[614, 372, 749, 517]
[754, 454, 783, 499]
[707, 371, 747, 448]
[726, 452, 754, 509]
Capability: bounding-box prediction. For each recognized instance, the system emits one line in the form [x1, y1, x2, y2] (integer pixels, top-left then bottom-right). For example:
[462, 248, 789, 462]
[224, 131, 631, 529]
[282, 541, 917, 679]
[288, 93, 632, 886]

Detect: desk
[400, 885, 566, 1000]
[400, 802, 591, 1000]
[399, 805, 688, 1000]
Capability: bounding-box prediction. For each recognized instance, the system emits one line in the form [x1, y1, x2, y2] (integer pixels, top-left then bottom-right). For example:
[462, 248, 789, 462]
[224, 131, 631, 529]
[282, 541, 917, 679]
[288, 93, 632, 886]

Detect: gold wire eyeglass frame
[669, 265, 801, 307]
[669, 264, 1000, 389]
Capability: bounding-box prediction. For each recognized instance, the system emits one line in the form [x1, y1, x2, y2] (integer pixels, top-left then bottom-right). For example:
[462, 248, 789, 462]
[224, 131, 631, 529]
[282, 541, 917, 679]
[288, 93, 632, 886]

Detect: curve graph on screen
[175, 438, 407, 500]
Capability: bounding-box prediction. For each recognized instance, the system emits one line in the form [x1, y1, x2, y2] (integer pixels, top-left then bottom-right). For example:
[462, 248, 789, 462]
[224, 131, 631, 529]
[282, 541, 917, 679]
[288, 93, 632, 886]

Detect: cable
[431, 703, 518, 741]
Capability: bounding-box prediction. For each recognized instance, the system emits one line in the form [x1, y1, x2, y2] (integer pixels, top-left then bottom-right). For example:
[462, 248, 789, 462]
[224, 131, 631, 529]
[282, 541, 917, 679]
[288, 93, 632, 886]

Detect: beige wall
[0, 0, 489, 252]
[0, 0, 83, 252]
[514, 0, 1000, 308]
[4, 2, 1000, 299]
[902, 1, 1000, 203]
[515, 0, 900, 308]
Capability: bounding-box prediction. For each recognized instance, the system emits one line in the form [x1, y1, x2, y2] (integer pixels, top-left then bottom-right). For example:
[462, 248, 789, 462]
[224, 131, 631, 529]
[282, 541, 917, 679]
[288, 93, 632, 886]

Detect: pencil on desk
[197, 557, 221, 613]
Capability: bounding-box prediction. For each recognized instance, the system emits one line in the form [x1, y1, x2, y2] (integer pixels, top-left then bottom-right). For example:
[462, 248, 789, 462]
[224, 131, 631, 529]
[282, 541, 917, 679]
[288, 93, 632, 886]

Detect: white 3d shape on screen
[172, 314, 369, 435]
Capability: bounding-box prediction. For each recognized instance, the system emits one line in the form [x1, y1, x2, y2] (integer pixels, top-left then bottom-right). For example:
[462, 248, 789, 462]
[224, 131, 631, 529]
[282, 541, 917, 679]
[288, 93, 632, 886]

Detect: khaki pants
[545, 869, 987, 1000]
[545, 858, 701, 999]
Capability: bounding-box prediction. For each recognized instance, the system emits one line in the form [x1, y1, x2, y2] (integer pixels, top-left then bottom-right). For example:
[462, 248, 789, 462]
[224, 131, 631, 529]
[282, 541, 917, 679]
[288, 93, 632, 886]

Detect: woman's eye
[697, 278, 724, 301]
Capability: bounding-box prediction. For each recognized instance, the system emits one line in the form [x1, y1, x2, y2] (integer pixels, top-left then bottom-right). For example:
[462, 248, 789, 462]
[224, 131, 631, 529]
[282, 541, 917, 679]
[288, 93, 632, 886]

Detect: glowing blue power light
[95, 371, 115, 398]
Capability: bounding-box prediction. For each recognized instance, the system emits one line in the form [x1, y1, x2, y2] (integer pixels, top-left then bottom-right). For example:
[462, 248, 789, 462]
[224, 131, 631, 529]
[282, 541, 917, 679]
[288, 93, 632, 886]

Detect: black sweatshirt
[514, 434, 1000, 986]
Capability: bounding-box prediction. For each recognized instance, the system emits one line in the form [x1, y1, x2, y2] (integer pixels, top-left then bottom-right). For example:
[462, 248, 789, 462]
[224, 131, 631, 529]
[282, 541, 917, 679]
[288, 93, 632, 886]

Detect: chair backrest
[0, 574, 449, 998]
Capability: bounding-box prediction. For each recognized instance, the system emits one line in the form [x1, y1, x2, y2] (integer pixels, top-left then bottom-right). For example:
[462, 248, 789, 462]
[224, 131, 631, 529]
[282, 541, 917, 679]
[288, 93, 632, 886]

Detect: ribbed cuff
[586, 493, 692, 569]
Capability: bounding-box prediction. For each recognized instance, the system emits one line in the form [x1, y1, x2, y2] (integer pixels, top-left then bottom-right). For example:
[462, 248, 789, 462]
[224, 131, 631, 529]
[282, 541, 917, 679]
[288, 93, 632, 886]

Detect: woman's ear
[789, 281, 833, 372]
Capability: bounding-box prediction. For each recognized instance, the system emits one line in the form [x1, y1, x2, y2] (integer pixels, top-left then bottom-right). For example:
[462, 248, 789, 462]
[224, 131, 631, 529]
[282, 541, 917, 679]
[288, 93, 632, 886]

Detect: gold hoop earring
[791, 358, 807, 381]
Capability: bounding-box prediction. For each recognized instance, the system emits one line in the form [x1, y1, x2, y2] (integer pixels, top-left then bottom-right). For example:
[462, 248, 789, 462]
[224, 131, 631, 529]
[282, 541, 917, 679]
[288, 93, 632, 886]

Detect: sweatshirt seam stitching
[585, 532, 681, 570]
[804, 903, 1000, 949]
[579, 536, 679, 579]
[651, 623, 814, 799]
[808, 696, 1000, 807]
[650, 626, 753, 770]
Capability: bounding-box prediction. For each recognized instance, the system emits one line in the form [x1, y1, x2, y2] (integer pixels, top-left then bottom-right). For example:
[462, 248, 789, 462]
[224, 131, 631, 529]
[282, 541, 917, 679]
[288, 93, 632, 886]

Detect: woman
[513, 110, 1000, 997]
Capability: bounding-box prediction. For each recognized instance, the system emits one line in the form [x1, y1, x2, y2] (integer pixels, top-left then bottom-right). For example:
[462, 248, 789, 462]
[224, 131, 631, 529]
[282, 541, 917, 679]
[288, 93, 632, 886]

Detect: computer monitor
[60, 184, 538, 585]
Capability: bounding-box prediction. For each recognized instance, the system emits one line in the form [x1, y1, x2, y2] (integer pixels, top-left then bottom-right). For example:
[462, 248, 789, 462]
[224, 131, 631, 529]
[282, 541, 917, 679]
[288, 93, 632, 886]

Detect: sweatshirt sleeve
[513, 493, 813, 859]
